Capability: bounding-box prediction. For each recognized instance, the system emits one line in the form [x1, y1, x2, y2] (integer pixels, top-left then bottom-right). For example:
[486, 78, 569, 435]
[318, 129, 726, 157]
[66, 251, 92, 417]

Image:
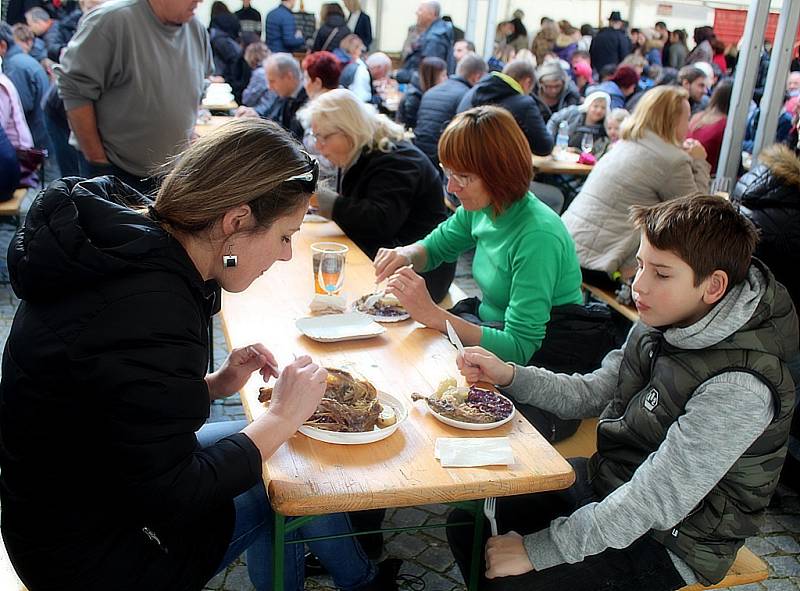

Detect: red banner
[714, 8, 800, 48]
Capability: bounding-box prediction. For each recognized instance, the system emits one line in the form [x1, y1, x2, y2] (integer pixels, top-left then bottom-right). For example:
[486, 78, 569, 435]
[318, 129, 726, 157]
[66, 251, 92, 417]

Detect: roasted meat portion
[413, 385, 513, 424]
[259, 368, 383, 432]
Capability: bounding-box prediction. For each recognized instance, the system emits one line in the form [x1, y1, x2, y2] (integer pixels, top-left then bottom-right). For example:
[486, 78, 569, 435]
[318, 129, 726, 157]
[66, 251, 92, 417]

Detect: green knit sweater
[420, 193, 583, 364]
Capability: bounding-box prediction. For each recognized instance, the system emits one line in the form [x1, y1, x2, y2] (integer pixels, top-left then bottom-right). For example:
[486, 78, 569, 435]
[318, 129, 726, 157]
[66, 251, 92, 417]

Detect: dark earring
[223, 244, 238, 268]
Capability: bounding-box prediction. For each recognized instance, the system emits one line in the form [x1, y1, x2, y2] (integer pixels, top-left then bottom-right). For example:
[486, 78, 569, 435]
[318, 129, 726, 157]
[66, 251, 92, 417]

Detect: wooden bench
[0, 188, 27, 219]
[680, 547, 768, 590]
[553, 421, 768, 590]
[582, 282, 639, 323]
[554, 418, 598, 458]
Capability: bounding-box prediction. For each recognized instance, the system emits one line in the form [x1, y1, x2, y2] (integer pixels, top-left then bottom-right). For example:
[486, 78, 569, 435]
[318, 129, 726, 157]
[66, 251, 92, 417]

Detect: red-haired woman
[302, 51, 343, 99]
[375, 105, 584, 392]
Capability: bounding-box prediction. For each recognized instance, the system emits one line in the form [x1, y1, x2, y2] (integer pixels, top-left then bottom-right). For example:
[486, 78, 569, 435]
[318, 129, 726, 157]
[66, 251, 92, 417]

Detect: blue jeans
[196, 420, 377, 591]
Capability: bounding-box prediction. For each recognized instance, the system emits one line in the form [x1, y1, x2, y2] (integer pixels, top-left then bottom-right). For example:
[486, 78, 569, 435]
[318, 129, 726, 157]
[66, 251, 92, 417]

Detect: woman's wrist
[421, 305, 446, 332]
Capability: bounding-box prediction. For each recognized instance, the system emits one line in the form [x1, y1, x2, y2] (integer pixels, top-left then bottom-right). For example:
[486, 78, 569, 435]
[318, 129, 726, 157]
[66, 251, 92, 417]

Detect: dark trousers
[446, 458, 686, 591]
[44, 112, 80, 178]
[79, 158, 159, 197]
[422, 260, 457, 304]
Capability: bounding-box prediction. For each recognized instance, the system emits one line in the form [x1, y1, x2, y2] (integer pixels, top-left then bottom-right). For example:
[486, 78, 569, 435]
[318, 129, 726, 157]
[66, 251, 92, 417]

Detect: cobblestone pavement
[1, 209, 799, 591]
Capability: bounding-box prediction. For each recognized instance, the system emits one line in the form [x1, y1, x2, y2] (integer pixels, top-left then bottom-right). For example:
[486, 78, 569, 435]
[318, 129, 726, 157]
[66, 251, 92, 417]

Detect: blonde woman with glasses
[0, 118, 399, 591]
[562, 85, 710, 290]
[302, 88, 454, 302]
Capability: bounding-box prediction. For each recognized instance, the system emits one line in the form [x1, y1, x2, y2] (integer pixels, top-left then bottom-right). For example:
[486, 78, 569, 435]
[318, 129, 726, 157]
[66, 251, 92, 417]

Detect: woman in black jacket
[730, 143, 800, 306]
[0, 119, 393, 591]
[730, 143, 800, 492]
[303, 88, 454, 302]
[396, 56, 448, 130]
[313, 3, 351, 53]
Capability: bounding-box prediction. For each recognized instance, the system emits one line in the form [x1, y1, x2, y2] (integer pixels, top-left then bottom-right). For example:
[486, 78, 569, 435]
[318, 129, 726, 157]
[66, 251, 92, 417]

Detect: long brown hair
[418, 57, 448, 92]
[152, 118, 315, 234]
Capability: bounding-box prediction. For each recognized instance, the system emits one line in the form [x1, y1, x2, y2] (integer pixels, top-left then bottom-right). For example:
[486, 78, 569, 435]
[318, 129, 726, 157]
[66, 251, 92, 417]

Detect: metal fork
[483, 497, 498, 536]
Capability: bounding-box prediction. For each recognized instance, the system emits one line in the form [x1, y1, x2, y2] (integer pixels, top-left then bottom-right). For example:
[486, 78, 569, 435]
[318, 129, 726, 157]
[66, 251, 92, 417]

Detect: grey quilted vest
[588, 261, 798, 585]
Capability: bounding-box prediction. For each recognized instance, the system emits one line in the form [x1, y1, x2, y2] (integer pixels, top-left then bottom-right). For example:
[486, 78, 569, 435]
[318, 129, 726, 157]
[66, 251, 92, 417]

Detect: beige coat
[561, 130, 711, 275]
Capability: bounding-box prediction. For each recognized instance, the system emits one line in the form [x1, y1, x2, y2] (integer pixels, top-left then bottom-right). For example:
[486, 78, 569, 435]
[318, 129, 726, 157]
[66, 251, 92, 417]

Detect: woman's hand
[683, 138, 707, 161]
[206, 343, 279, 399]
[374, 247, 411, 283]
[457, 347, 515, 387]
[485, 531, 535, 579]
[264, 356, 328, 429]
[385, 266, 442, 328]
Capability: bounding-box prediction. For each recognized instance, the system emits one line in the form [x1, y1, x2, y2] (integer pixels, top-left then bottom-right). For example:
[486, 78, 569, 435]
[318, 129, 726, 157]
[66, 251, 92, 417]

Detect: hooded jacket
[0, 178, 262, 591]
[457, 72, 553, 156]
[504, 262, 799, 585]
[731, 144, 800, 312]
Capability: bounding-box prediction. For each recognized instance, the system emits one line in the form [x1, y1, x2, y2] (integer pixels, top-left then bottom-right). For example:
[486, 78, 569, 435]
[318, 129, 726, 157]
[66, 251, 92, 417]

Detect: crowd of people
[1, 1, 800, 591]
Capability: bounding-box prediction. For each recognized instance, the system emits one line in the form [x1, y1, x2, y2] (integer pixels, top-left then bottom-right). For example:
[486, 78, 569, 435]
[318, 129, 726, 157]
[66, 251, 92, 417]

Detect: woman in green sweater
[375, 105, 583, 367]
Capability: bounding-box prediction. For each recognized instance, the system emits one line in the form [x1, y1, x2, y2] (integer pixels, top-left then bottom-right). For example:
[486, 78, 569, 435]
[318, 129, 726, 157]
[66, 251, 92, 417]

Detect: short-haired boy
[447, 195, 799, 591]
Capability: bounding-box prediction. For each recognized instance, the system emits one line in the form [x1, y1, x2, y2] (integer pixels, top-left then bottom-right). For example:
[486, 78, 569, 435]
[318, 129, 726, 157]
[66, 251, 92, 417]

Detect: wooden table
[221, 220, 575, 589]
[532, 153, 594, 176]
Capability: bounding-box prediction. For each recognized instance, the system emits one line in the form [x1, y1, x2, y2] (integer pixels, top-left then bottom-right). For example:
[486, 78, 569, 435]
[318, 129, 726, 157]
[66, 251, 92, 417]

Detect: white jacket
[561, 130, 710, 275]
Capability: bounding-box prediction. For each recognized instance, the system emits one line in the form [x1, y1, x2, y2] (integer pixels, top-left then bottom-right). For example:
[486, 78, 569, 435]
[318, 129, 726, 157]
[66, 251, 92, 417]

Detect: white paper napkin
[309, 294, 347, 315]
[434, 437, 515, 468]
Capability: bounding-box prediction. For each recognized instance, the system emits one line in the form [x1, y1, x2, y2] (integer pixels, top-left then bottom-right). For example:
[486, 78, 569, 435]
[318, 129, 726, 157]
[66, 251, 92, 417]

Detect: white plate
[423, 392, 516, 431]
[303, 213, 328, 223]
[553, 151, 580, 163]
[299, 391, 408, 444]
[351, 297, 411, 323]
[296, 312, 385, 342]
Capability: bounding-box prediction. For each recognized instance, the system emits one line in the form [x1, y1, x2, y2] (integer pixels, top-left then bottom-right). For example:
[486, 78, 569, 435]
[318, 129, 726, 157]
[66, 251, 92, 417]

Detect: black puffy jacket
[731, 144, 800, 313]
[457, 73, 553, 156]
[0, 178, 262, 591]
[413, 75, 472, 167]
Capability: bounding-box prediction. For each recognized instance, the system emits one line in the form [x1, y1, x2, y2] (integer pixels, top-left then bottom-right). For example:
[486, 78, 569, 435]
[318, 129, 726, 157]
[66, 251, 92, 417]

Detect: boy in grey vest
[447, 195, 799, 591]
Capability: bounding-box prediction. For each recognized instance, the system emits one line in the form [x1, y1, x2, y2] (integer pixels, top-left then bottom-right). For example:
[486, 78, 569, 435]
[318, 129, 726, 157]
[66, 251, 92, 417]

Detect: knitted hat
[573, 61, 593, 84]
[611, 65, 640, 88]
[579, 91, 611, 113]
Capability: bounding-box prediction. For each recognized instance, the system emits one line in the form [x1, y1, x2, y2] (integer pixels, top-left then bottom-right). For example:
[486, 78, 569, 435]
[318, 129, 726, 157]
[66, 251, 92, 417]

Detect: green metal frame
[272, 500, 486, 591]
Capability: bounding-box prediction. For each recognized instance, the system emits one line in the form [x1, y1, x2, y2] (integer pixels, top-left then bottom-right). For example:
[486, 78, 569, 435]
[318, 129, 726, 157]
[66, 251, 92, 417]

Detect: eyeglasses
[440, 165, 473, 188]
[283, 150, 320, 190]
[309, 130, 341, 146]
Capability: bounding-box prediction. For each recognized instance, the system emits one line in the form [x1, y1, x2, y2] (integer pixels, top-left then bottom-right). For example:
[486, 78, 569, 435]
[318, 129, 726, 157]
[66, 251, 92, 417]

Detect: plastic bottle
[556, 121, 570, 153]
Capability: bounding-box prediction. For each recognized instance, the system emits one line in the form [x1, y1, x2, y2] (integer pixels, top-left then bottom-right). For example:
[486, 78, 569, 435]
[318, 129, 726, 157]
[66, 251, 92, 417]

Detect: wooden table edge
[266, 468, 577, 516]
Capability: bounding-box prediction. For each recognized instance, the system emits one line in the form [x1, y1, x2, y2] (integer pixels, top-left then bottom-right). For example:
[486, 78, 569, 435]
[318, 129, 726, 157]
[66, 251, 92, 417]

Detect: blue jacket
[397, 18, 454, 82]
[413, 75, 472, 166]
[457, 73, 553, 156]
[265, 4, 305, 53]
[590, 80, 627, 109]
[2, 44, 50, 151]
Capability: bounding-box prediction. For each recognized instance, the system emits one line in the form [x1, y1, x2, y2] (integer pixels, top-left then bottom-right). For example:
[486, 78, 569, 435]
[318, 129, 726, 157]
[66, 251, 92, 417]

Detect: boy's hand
[457, 347, 514, 387]
[485, 531, 535, 578]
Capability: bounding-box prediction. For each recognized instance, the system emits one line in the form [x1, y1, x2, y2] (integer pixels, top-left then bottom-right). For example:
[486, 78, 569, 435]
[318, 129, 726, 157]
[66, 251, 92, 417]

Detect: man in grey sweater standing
[55, 0, 213, 194]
